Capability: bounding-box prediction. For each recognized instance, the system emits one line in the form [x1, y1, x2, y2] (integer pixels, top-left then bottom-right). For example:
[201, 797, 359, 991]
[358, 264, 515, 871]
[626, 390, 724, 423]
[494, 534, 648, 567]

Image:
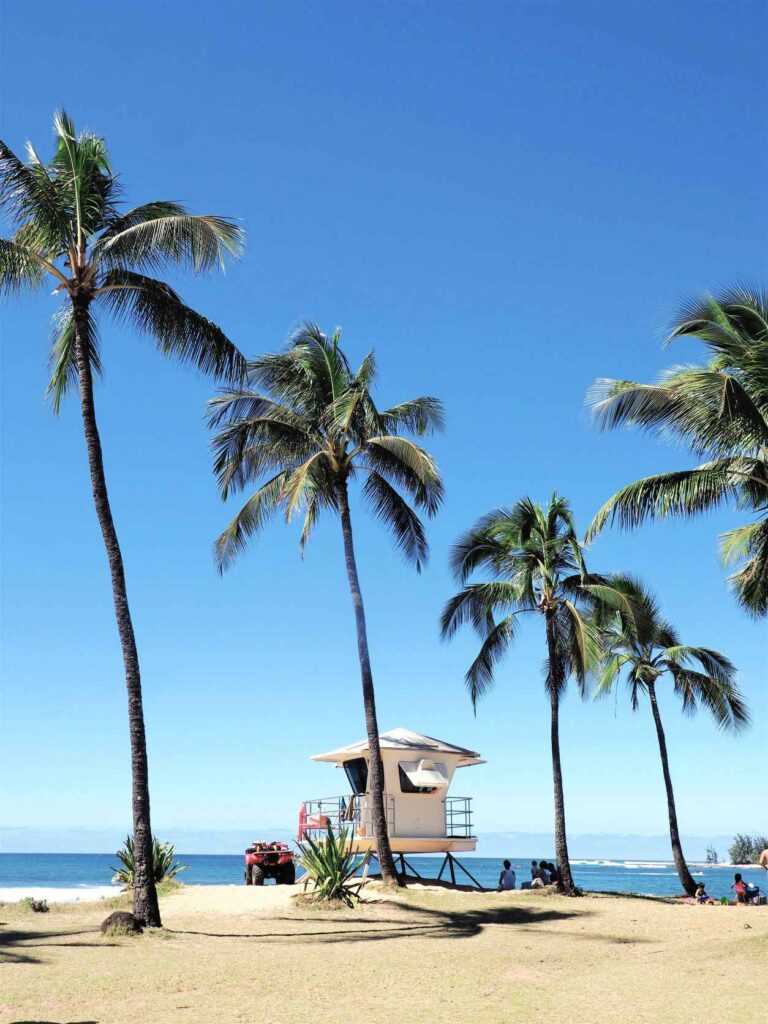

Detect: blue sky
[1, 1, 765, 851]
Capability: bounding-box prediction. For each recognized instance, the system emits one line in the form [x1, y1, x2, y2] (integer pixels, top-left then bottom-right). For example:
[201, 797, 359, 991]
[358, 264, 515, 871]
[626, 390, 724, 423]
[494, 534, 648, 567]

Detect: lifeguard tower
[299, 727, 485, 886]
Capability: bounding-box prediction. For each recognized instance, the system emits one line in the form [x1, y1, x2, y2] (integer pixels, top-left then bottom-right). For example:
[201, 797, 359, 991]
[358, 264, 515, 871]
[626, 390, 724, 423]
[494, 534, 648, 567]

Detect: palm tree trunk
[647, 681, 697, 896]
[336, 480, 400, 886]
[72, 295, 161, 926]
[545, 611, 578, 895]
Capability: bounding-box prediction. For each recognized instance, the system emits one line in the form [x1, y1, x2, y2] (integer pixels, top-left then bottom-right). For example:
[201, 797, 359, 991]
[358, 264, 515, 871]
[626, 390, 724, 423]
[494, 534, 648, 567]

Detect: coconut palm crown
[441, 494, 607, 895]
[587, 288, 768, 616]
[210, 322, 444, 884]
[0, 111, 245, 928]
[594, 575, 749, 894]
[0, 110, 245, 396]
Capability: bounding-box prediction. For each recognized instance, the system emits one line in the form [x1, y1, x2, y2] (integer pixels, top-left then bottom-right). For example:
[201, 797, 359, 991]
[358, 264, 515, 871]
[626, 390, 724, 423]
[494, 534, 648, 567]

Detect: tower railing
[300, 794, 395, 839]
[444, 795, 474, 837]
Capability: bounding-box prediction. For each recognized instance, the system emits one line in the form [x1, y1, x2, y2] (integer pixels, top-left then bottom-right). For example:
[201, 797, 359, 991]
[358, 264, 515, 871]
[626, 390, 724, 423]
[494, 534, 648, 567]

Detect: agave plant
[297, 826, 369, 907]
[112, 835, 187, 886]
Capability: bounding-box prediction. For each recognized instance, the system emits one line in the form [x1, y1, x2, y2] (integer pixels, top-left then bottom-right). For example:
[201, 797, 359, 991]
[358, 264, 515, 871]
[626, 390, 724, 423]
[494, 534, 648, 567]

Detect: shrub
[19, 896, 49, 912]
[298, 825, 368, 907]
[111, 836, 187, 886]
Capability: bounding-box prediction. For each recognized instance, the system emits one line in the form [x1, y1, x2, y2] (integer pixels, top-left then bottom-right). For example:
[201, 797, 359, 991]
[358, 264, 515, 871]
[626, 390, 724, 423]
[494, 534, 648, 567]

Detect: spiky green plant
[441, 494, 612, 896]
[0, 111, 244, 927]
[209, 323, 444, 887]
[298, 826, 369, 907]
[593, 575, 748, 895]
[587, 288, 768, 616]
[111, 835, 187, 886]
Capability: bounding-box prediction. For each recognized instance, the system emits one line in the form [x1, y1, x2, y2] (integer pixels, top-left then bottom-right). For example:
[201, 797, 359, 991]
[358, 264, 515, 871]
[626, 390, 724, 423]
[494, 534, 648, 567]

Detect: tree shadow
[0, 927, 113, 965]
[168, 901, 596, 945]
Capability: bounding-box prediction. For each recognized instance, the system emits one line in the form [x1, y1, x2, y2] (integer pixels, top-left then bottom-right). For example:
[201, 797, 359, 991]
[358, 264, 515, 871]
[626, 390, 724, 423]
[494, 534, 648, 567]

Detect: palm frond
[561, 600, 602, 693]
[380, 396, 445, 435]
[593, 654, 628, 698]
[365, 435, 443, 514]
[46, 305, 101, 413]
[95, 211, 243, 272]
[668, 667, 750, 732]
[464, 614, 518, 710]
[214, 472, 287, 572]
[722, 519, 768, 616]
[363, 472, 428, 571]
[0, 137, 71, 249]
[448, 510, 516, 583]
[586, 462, 737, 541]
[440, 582, 530, 639]
[0, 236, 49, 293]
[283, 451, 330, 522]
[98, 269, 245, 383]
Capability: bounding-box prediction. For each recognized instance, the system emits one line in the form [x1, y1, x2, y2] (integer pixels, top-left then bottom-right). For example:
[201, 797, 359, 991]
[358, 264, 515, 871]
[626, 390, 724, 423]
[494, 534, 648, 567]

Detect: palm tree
[594, 577, 749, 895]
[441, 495, 604, 895]
[209, 323, 443, 886]
[587, 288, 768, 616]
[0, 112, 245, 926]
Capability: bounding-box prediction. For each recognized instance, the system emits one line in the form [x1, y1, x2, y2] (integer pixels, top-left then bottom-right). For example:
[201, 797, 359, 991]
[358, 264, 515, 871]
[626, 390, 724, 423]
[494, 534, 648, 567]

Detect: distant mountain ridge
[0, 827, 733, 861]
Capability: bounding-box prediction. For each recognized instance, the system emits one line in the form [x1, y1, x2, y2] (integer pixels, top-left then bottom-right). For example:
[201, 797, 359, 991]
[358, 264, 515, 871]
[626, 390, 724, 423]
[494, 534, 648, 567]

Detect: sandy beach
[2, 881, 766, 1024]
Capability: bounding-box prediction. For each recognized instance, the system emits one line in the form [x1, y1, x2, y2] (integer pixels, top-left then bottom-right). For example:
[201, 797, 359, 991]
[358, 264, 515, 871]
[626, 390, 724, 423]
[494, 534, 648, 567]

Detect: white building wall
[379, 750, 462, 838]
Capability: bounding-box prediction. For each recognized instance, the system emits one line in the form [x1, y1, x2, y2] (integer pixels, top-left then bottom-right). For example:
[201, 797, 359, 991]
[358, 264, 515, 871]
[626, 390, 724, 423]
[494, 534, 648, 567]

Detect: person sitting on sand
[530, 860, 538, 879]
[731, 873, 748, 904]
[545, 861, 560, 885]
[498, 860, 516, 891]
[694, 883, 710, 904]
[531, 862, 550, 888]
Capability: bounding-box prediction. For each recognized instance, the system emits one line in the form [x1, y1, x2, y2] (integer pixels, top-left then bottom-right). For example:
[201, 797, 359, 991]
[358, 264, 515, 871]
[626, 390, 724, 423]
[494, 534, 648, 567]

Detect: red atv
[244, 841, 296, 885]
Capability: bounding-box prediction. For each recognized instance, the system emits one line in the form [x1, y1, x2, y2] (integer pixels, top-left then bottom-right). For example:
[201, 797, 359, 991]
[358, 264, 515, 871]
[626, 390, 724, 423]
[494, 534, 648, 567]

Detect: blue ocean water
[0, 852, 764, 900]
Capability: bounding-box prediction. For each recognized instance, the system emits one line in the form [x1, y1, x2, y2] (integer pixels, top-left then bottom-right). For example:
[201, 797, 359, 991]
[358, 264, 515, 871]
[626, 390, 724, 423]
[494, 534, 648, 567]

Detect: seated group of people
[497, 858, 560, 891]
[690, 873, 762, 905]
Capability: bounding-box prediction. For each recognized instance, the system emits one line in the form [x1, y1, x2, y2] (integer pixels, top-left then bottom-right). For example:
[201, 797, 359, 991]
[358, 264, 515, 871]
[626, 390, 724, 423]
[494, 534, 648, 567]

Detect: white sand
[0, 885, 118, 903]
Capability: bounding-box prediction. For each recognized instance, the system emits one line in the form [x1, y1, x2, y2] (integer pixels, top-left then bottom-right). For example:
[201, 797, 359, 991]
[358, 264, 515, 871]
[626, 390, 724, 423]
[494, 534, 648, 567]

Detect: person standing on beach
[498, 861, 517, 891]
[759, 848, 768, 872]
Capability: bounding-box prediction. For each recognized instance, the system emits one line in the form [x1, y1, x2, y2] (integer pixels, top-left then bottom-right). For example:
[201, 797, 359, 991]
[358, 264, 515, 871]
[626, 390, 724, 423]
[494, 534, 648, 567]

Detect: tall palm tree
[0, 112, 245, 926]
[586, 288, 768, 616]
[594, 577, 749, 895]
[441, 495, 604, 895]
[209, 323, 443, 886]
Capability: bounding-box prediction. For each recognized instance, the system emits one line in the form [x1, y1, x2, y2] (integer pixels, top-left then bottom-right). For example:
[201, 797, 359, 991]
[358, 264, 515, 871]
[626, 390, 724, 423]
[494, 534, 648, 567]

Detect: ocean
[1, 852, 764, 901]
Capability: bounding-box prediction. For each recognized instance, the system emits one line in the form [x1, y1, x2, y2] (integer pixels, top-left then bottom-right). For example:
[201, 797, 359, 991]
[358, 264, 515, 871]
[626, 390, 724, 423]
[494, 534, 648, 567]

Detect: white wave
[0, 885, 116, 904]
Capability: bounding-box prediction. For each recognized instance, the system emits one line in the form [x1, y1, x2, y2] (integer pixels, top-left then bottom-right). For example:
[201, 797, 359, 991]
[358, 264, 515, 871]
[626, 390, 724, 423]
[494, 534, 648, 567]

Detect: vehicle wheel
[251, 865, 265, 886]
[281, 862, 296, 885]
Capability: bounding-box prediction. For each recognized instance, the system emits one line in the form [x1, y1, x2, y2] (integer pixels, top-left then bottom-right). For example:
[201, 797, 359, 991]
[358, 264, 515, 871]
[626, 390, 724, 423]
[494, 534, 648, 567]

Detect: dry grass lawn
[1, 882, 766, 1024]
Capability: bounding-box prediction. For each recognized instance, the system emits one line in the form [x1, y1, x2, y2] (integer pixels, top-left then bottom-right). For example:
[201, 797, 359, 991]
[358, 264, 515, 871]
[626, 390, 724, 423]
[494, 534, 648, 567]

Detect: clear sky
[1, 1, 765, 851]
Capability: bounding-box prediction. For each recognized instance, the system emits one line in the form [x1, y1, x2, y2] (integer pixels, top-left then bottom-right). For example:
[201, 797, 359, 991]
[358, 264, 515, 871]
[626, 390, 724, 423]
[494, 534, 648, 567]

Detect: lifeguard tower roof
[311, 726, 485, 767]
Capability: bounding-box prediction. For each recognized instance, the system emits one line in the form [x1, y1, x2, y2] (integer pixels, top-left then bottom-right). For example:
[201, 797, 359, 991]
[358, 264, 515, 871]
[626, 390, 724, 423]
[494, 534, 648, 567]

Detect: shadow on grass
[587, 889, 682, 905]
[168, 901, 598, 945]
[0, 927, 113, 965]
